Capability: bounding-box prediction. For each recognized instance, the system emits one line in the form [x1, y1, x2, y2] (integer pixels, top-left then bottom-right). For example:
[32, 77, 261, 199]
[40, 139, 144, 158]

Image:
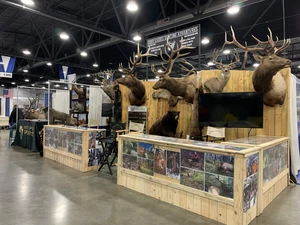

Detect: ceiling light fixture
[157, 69, 163, 73]
[21, 0, 34, 6]
[11, 82, 16, 85]
[31, 84, 35, 86]
[127, 1, 138, 12]
[22, 49, 31, 55]
[227, 5, 240, 15]
[207, 61, 214, 66]
[223, 49, 231, 54]
[1, 84, 4, 87]
[81, 51, 88, 57]
[86, 74, 90, 77]
[122, 75, 125, 78]
[93, 63, 99, 68]
[45, 81, 49, 84]
[155, 76, 159, 79]
[46, 62, 52, 66]
[119, 68, 123, 72]
[201, 38, 210, 45]
[133, 34, 142, 42]
[64, 87, 68, 89]
[23, 69, 28, 73]
[25, 79, 29, 82]
[59, 32, 69, 40]
[55, 84, 60, 87]
[42, 87, 46, 89]
[298, 65, 300, 68]
[253, 63, 260, 67]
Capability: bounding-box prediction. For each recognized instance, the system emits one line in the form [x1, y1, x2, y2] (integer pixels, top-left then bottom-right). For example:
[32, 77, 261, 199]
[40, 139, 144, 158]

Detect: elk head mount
[117, 44, 156, 106]
[203, 49, 239, 93]
[223, 27, 291, 107]
[24, 96, 45, 120]
[151, 38, 198, 104]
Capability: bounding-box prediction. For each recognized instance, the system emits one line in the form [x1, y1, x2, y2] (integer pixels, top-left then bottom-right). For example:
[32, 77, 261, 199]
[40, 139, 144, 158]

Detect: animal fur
[43, 107, 75, 125]
[189, 87, 203, 139]
[204, 71, 230, 93]
[70, 102, 84, 113]
[102, 80, 119, 100]
[149, 111, 180, 137]
[152, 89, 183, 107]
[72, 84, 84, 98]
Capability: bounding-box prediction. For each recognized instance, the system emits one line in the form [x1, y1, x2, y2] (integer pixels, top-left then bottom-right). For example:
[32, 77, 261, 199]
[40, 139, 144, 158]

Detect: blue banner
[58, 65, 73, 81]
[0, 56, 16, 78]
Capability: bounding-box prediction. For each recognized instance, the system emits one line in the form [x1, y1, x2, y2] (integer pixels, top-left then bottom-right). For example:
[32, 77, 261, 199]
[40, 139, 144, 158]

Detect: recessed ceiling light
[81, 85, 84, 88]
[127, 1, 138, 12]
[1, 84, 4, 87]
[135, 55, 138, 58]
[298, 65, 300, 68]
[25, 79, 29, 82]
[155, 76, 159, 79]
[40, 76, 43, 79]
[21, 0, 34, 6]
[55, 84, 60, 87]
[119, 68, 123, 72]
[11, 82, 16, 85]
[207, 61, 215, 66]
[59, 32, 69, 40]
[228, 5, 240, 15]
[46, 62, 52, 66]
[64, 87, 68, 89]
[122, 75, 125, 78]
[31, 84, 35, 86]
[86, 74, 90, 77]
[23, 69, 28, 73]
[253, 63, 260, 67]
[201, 38, 210, 45]
[157, 69, 163, 73]
[223, 49, 231, 54]
[45, 81, 49, 84]
[133, 34, 142, 42]
[42, 87, 46, 89]
[22, 49, 31, 55]
[81, 51, 88, 57]
[93, 63, 99, 67]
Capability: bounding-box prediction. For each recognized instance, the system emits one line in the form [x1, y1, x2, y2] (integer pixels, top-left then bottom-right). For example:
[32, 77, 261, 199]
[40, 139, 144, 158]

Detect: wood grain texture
[119, 68, 291, 139]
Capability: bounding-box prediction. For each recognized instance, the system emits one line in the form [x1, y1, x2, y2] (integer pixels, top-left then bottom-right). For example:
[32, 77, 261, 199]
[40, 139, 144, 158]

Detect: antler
[212, 49, 224, 67]
[152, 37, 195, 77]
[119, 43, 156, 76]
[228, 49, 240, 69]
[180, 59, 197, 77]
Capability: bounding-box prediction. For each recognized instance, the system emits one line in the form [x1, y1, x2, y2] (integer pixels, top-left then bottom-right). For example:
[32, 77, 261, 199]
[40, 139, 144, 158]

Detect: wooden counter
[117, 134, 283, 225]
[223, 136, 290, 215]
[43, 125, 106, 172]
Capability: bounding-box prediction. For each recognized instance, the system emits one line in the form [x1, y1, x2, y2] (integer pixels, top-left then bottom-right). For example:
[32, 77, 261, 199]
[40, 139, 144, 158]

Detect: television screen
[102, 103, 114, 117]
[198, 92, 263, 128]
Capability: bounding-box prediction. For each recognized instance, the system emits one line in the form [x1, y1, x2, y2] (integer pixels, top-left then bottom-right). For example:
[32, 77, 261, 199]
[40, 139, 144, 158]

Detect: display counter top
[224, 135, 289, 147]
[120, 133, 259, 155]
[45, 125, 106, 133]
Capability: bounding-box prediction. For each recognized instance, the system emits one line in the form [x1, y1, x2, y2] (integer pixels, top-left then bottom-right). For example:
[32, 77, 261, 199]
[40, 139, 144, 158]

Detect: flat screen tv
[198, 92, 263, 128]
[101, 103, 114, 117]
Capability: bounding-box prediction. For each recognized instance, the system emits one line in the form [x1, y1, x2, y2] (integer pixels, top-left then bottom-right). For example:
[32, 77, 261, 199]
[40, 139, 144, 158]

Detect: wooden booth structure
[43, 125, 104, 172]
[117, 134, 289, 225]
[117, 68, 291, 225]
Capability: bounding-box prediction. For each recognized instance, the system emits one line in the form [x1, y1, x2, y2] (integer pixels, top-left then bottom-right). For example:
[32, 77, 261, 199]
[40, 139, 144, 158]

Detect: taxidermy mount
[43, 107, 76, 125]
[149, 111, 180, 137]
[223, 27, 291, 106]
[152, 89, 183, 107]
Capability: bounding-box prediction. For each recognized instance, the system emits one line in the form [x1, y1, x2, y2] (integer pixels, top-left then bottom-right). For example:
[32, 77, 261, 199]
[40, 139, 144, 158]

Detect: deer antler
[152, 37, 195, 77]
[228, 49, 240, 69]
[212, 49, 224, 67]
[119, 43, 156, 76]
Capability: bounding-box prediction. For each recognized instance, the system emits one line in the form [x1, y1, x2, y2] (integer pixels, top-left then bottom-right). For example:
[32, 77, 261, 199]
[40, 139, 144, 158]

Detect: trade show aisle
[0, 130, 298, 225]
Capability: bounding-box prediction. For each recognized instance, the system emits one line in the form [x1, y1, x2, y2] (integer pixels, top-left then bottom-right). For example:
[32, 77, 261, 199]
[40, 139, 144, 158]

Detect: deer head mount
[117, 43, 156, 106]
[151, 38, 197, 104]
[222, 26, 291, 106]
[203, 49, 240, 93]
[24, 96, 45, 119]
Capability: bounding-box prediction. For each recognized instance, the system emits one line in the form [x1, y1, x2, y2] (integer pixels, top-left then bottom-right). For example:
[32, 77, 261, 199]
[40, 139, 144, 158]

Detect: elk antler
[212, 49, 224, 68]
[119, 43, 156, 76]
[212, 48, 240, 70]
[152, 37, 195, 77]
[228, 49, 240, 69]
[180, 59, 197, 77]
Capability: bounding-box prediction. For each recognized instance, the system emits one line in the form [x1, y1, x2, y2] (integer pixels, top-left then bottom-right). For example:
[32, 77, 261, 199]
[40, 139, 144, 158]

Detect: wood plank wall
[120, 68, 290, 140]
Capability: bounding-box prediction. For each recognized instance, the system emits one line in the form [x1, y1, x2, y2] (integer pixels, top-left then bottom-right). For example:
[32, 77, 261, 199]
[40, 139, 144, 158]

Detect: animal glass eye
[269, 57, 273, 60]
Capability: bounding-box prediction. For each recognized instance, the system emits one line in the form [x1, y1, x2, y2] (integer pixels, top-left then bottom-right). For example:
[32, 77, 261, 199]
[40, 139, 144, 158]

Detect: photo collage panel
[123, 140, 138, 171]
[246, 153, 259, 178]
[57, 130, 68, 149]
[88, 132, 103, 167]
[243, 173, 258, 212]
[263, 143, 287, 183]
[137, 142, 155, 176]
[45, 128, 59, 149]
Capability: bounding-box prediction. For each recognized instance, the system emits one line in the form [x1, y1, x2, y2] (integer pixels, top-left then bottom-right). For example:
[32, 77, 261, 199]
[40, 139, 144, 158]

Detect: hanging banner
[0, 56, 16, 78]
[67, 73, 77, 90]
[58, 65, 73, 82]
[146, 26, 199, 54]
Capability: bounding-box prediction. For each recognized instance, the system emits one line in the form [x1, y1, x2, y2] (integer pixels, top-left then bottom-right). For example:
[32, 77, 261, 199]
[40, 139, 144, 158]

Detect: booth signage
[146, 26, 199, 54]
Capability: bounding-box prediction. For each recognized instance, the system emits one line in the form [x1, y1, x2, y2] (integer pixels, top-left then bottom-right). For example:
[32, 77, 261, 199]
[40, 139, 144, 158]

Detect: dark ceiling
[0, 0, 300, 88]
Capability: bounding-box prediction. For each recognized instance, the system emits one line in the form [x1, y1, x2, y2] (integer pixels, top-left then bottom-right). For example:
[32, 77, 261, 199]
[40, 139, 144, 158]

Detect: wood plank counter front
[117, 134, 289, 225]
[43, 125, 106, 172]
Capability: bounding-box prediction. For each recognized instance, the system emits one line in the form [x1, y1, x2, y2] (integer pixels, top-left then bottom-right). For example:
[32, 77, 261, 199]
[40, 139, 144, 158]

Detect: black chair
[98, 122, 126, 175]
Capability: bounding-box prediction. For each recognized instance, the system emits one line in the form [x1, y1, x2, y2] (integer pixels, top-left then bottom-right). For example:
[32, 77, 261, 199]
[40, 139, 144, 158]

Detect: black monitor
[198, 92, 263, 128]
[101, 103, 114, 117]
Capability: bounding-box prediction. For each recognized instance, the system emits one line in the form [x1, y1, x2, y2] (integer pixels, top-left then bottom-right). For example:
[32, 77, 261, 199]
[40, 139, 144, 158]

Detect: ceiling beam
[0, 0, 125, 40]
[111, 0, 126, 35]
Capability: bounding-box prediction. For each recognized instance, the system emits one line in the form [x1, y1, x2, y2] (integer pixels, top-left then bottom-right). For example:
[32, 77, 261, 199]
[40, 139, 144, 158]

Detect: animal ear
[253, 54, 263, 62]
